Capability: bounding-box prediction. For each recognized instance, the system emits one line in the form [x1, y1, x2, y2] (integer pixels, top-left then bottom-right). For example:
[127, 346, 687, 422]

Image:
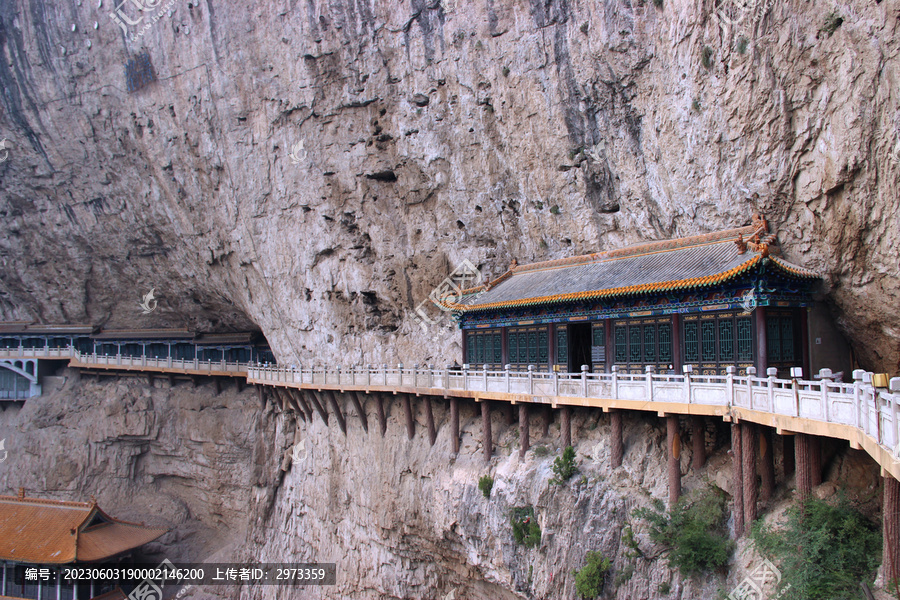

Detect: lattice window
[629, 326, 642, 363]
[592, 324, 605, 347]
[615, 325, 627, 363]
[719, 319, 734, 362]
[508, 333, 517, 364]
[556, 327, 568, 365]
[528, 332, 538, 363]
[684, 321, 699, 363]
[780, 317, 795, 362]
[658, 323, 672, 363]
[476, 335, 484, 364]
[518, 332, 528, 363]
[538, 331, 548, 363]
[701, 320, 717, 362]
[767, 318, 781, 363]
[493, 333, 502, 363]
[737, 317, 753, 362]
[643, 324, 657, 363]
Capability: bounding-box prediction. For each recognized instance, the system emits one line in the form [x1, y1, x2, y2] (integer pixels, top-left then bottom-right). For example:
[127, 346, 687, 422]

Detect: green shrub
[551, 445, 578, 484]
[652, 0, 663, 8]
[622, 523, 642, 558]
[691, 98, 701, 112]
[658, 581, 671, 595]
[750, 496, 881, 599]
[532, 444, 550, 457]
[510, 506, 541, 547]
[821, 11, 843, 36]
[613, 563, 634, 586]
[574, 551, 611, 598]
[501, 65, 510, 77]
[701, 46, 714, 69]
[478, 475, 494, 498]
[633, 486, 733, 576]
[736, 36, 749, 54]
[550, 205, 561, 215]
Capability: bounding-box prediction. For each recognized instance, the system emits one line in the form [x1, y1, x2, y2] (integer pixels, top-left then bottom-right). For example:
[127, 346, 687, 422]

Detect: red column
[611, 411, 624, 468]
[481, 401, 492, 463]
[810, 435, 822, 488]
[783, 434, 795, 477]
[756, 307, 768, 373]
[519, 404, 530, 458]
[450, 397, 459, 453]
[667, 415, 682, 507]
[692, 416, 706, 470]
[884, 476, 900, 585]
[742, 423, 758, 526]
[561, 406, 572, 449]
[796, 433, 812, 499]
[760, 428, 776, 503]
[732, 423, 745, 536]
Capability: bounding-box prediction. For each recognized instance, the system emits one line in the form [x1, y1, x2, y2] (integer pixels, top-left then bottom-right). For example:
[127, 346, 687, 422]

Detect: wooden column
[756, 307, 768, 374]
[800, 308, 811, 380]
[324, 390, 347, 434]
[285, 391, 306, 422]
[760, 428, 776, 503]
[290, 389, 313, 420]
[375, 393, 387, 436]
[236, 378, 244, 393]
[504, 402, 515, 426]
[671, 315, 683, 372]
[742, 422, 758, 526]
[257, 386, 266, 409]
[213, 377, 221, 396]
[424, 396, 437, 446]
[610, 410, 624, 468]
[450, 397, 460, 454]
[810, 435, 822, 487]
[560, 406, 572, 449]
[402, 394, 415, 440]
[305, 390, 329, 425]
[542, 405, 552, 438]
[519, 404, 530, 458]
[783, 434, 795, 477]
[349, 391, 369, 433]
[883, 475, 900, 586]
[691, 416, 706, 470]
[795, 433, 812, 500]
[168, 373, 176, 387]
[481, 401, 492, 463]
[732, 423, 745, 537]
[667, 415, 682, 507]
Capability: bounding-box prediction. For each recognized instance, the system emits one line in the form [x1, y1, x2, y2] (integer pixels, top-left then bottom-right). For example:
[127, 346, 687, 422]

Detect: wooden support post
[691, 416, 706, 470]
[257, 386, 266, 409]
[519, 404, 530, 459]
[883, 475, 900, 586]
[273, 388, 284, 412]
[560, 406, 572, 449]
[290, 389, 313, 420]
[667, 415, 682, 507]
[236, 378, 244, 393]
[810, 435, 822, 488]
[450, 397, 460, 454]
[306, 390, 329, 425]
[610, 410, 624, 468]
[191, 376, 199, 388]
[283, 391, 305, 422]
[482, 401, 492, 463]
[147, 373, 152, 386]
[796, 433, 812, 500]
[375, 393, 387, 436]
[349, 391, 369, 433]
[783, 434, 795, 478]
[402, 394, 415, 440]
[542, 405, 551, 438]
[213, 377, 221, 396]
[760, 428, 776, 503]
[732, 423, 745, 537]
[324, 390, 347, 434]
[424, 396, 436, 446]
[504, 402, 515, 426]
[742, 422, 758, 526]
[168, 373, 176, 387]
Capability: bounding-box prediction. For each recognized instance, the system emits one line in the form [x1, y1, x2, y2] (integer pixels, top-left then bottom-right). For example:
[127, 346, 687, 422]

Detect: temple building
[0, 492, 167, 600]
[452, 216, 851, 376]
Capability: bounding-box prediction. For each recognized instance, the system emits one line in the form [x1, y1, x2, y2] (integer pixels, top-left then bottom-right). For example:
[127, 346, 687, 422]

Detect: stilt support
[760, 428, 776, 503]
[257, 386, 266, 409]
[349, 391, 369, 433]
[290, 389, 313, 420]
[450, 397, 460, 454]
[796, 433, 812, 500]
[732, 423, 745, 537]
[742, 422, 758, 526]
[375, 393, 387, 436]
[519, 404, 530, 459]
[168, 374, 176, 387]
[324, 390, 347, 434]
[236, 378, 244, 393]
[691, 416, 706, 470]
[611, 410, 623, 468]
[560, 406, 571, 449]
[810, 435, 822, 487]
[504, 402, 515, 426]
[213, 377, 221, 396]
[306, 390, 329, 425]
[402, 394, 415, 440]
[481, 401, 492, 463]
[191, 376, 199, 388]
[667, 415, 682, 507]
[883, 475, 900, 586]
[783, 434, 795, 478]
[424, 396, 437, 446]
[542, 405, 551, 438]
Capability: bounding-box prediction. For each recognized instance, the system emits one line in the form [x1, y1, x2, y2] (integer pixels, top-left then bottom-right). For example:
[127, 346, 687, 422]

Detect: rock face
[0, 0, 898, 371]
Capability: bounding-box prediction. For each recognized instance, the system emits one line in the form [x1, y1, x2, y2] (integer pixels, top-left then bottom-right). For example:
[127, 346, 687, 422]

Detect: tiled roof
[0, 323, 95, 335]
[91, 329, 194, 341]
[0, 495, 167, 564]
[451, 218, 819, 313]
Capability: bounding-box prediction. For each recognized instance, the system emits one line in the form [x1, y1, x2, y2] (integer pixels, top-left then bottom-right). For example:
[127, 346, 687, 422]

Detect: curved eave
[448, 254, 819, 315]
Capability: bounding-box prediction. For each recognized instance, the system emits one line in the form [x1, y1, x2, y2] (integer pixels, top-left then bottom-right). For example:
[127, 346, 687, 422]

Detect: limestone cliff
[0, 0, 898, 371]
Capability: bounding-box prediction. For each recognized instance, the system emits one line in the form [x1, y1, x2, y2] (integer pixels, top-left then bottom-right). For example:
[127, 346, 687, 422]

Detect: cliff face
[0, 0, 898, 370]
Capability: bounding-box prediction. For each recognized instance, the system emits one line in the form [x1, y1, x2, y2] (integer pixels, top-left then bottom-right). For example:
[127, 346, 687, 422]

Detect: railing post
[483, 363, 489, 391]
[612, 365, 619, 399]
[505, 364, 511, 393]
[528, 365, 534, 396]
[746, 366, 756, 409]
[553, 367, 559, 397]
[645, 365, 655, 402]
[768, 367, 778, 414]
[463, 364, 469, 391]
[818, 368, 832, 422]
[683, 364, 692, 404]
[582, 364, 589, 397]
[726, 366, 736, 406]
[853, 369, 865, 431]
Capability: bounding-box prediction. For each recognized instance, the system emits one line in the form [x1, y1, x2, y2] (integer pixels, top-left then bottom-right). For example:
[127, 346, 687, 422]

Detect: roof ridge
[0, 495, 93, 509]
